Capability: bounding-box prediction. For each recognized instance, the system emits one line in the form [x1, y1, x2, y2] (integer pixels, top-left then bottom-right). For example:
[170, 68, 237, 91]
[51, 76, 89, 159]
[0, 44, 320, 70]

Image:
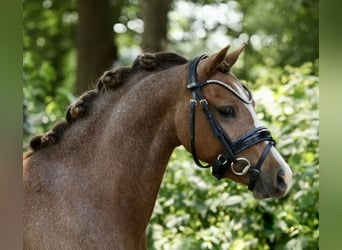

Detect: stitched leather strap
[187, 55, 211, 168]
[248, 141, 274, 190]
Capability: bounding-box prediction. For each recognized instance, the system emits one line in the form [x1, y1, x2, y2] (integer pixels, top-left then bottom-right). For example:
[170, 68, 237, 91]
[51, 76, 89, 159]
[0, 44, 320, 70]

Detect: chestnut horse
[23, 45, 292, 249]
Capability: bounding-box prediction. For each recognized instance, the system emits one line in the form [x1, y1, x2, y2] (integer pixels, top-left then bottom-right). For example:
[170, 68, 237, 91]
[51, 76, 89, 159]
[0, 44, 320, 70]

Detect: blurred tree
[141, 0, 172, 52]
[23, 0, 127, 142]
[75, 0, 119, 95]
[23, 0, 76, 97]
[23, 0, 77, 143]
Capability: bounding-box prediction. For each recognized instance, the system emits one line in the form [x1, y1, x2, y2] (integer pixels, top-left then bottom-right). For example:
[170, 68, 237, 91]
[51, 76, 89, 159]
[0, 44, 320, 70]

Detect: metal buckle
[217, 154, 228, 165]
[189, 99, 197, 105]
[187, 82, 198, 90]
[199, 99, 208, 105]
[231, 157, 251, 175]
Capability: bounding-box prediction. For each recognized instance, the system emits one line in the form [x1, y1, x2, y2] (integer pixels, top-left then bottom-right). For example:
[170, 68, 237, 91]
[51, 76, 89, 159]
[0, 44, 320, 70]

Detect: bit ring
[231, 158, 251, 176]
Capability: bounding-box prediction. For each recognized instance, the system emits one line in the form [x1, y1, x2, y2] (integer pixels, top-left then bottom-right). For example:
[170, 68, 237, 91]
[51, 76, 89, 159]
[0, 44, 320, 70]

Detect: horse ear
[197, 45, 230, 78]
[225, 43, 247, 68]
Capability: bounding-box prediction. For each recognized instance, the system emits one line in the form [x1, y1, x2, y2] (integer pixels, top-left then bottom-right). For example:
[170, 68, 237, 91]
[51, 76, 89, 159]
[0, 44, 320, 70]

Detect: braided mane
[25, 52, 188, 157]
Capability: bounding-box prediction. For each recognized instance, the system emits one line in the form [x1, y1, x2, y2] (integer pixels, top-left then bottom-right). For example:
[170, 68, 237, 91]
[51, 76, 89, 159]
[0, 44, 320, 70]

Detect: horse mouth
[252, 190, 267, 200]
[252, 187, 288, 200]
[252, 179, 289, 200]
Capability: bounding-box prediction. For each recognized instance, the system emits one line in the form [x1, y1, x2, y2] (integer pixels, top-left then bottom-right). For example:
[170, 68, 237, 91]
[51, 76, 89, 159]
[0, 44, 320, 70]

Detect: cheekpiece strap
[187, 55, 211, 169]
[187, 54, 208, 90]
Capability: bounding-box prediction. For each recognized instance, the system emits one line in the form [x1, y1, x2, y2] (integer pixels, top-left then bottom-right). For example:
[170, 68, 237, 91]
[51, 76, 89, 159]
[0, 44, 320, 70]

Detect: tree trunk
[75, 0, 117, 95]
[141, 0, 172, 52]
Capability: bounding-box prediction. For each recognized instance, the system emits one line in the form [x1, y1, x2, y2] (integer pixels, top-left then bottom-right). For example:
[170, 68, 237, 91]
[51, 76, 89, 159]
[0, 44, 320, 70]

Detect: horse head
[175, 44, 292, 199]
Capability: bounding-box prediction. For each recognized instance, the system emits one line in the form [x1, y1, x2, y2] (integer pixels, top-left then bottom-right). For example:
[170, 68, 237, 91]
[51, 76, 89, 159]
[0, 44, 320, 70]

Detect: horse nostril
[276, 169, 287, 191]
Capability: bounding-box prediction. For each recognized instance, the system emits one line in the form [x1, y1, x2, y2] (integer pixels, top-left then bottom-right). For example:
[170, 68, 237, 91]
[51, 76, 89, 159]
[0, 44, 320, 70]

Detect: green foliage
[147, 62, 319, 249]
[23, 0, 77, 149]
[238, 0, 318, 79]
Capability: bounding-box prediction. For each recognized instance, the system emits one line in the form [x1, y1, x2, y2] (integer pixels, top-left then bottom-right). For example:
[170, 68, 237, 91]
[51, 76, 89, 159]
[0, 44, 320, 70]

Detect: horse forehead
[225, 73, 244, 92]
[226, 75, 260, 126]
[207, 73, 246, 100]
[207, 72, 260, 126]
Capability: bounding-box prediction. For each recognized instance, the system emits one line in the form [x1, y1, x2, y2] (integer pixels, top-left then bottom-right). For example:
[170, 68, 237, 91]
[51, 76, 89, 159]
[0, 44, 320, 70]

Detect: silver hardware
[217, 154, 228, 165]
[189, 99, 197, 105]
[231, 157, 251, 175]
[199, 99, 208, 105]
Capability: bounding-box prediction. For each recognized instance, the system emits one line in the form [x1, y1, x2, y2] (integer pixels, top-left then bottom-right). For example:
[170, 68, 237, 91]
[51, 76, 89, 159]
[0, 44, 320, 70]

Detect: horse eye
[218, 106, 235, 118]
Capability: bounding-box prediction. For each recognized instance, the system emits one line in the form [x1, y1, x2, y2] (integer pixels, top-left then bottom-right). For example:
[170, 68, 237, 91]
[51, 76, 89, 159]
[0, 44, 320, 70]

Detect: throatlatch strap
[189, 99, 210, 168]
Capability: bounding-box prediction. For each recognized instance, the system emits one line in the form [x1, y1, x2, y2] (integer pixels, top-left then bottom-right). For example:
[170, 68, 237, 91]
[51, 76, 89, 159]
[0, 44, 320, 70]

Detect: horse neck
[60, 65, 185, 236]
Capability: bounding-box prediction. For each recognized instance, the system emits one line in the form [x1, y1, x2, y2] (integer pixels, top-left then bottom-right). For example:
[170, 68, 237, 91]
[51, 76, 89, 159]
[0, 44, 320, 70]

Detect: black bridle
[187, 55, 275, 191]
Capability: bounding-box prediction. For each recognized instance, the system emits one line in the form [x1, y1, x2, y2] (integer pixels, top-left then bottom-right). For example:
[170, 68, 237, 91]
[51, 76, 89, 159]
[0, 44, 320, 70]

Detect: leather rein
[186, 55, 275, 191]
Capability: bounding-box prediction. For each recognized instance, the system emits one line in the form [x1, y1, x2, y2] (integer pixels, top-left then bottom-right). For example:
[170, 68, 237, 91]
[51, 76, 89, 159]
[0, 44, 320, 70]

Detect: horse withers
[23, 45, 292, 249]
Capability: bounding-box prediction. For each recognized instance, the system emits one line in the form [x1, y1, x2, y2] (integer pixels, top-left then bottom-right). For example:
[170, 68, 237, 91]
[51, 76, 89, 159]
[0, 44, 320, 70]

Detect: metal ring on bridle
[230, 158, 251, 176]
[217, 154, 228, 165]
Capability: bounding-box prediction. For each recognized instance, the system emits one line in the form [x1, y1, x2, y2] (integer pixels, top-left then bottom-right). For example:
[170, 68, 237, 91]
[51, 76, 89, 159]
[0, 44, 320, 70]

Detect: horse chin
[252, 190, 271, 200]
[252, 185, 288, 200]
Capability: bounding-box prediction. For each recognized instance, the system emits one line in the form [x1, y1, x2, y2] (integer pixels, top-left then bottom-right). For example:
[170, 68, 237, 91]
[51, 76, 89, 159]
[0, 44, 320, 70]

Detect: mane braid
[132, 52, 188, 71]
[96, 66, 132, 93]
[26, 51, 188, 155]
